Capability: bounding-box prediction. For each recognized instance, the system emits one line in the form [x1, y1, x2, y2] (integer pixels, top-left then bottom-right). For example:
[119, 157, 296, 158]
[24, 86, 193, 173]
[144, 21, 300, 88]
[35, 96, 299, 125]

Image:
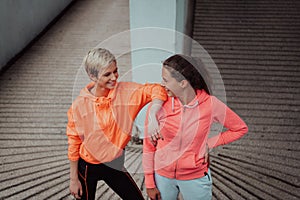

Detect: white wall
[129, 0, 190, 135]
[0, 0, 73, 70]
[129, 0, 192, 82]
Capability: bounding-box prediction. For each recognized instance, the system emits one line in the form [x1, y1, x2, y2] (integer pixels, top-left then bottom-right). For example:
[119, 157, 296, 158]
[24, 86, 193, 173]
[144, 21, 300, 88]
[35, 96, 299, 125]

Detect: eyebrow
[102, 67, 118, 76]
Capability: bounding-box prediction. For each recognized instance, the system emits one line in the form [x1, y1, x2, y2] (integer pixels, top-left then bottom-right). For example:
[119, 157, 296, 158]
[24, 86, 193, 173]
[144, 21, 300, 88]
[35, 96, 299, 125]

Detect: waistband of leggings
[79, 150, 125, 166]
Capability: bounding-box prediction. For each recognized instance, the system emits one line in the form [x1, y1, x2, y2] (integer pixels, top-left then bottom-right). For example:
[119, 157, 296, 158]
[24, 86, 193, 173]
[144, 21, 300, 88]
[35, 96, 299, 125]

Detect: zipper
[173, 99, 199, 179]
[175, 106, 186, 179]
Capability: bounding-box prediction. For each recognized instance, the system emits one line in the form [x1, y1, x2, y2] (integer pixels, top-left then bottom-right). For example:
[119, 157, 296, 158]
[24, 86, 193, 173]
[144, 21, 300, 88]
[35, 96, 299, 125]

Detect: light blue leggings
[155, 169, 212, 200]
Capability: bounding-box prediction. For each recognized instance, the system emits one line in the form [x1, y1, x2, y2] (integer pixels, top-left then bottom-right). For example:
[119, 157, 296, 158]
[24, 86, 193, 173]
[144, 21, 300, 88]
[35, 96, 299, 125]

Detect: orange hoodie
[143, 90, 248, 188]
[66, 81, 167, 164]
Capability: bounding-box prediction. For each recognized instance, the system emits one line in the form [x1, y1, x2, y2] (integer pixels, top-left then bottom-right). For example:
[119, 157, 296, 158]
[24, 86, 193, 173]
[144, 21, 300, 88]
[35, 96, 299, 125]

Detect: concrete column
[129, 0, 190, 136]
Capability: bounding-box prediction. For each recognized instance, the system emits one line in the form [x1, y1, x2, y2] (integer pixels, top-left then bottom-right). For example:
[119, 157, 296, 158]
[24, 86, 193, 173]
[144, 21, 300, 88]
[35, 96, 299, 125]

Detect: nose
[111, 73, 117, 80]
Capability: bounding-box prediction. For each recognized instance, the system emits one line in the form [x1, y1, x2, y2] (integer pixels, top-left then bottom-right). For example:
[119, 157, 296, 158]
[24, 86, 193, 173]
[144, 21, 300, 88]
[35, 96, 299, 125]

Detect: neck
[178, 86, 196, 105]
[90, 85, 110, 97]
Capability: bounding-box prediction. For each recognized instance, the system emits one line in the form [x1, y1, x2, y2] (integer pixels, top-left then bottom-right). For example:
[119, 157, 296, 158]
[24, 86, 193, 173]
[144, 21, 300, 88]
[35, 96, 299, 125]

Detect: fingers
[70, 188, 82, 199]
[150, 139, 157, 146]
[79, 186, 83, 197]
[203, 144, 209, 164]
[148, 192, 161, 200]
[158, 132, 164, 140]
[151, 131, 162, 140]
[151, 130, 164, 141]
[156, 191, 162, 200]
[203, 152, 208, 163]
[72, 193, 81, 199]
[71, 192, 80, 199]
[150, 131, 163, 146]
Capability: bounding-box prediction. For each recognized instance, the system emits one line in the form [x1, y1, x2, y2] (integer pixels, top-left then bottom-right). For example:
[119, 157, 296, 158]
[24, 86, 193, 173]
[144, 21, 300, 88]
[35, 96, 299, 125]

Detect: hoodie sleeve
[148, 83, 167, 101]
[207, 96, 248, 149]
[66, 107, 82, 161]
[128, 82, 167, 120]
[139, 83, 168, 104]
[142, 104, 158, 189]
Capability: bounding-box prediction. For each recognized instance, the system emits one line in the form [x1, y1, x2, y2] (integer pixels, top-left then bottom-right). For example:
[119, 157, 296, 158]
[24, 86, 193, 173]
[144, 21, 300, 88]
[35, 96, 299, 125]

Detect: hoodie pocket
[177, 152, 196, 170]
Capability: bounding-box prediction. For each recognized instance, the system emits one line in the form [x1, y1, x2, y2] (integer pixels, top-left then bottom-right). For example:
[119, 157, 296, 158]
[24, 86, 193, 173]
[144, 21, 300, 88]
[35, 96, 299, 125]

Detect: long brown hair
[163, 54, 211, 95]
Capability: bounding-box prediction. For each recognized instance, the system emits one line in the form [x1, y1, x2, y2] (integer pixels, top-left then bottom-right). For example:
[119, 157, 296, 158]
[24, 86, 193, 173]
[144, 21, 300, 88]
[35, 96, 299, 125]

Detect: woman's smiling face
[161, 66, 182, 97]
[95, 61, 119, 90]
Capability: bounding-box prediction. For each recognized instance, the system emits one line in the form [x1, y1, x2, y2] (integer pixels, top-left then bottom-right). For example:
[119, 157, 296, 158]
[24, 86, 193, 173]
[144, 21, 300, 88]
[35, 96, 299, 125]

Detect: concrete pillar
[129, 0, 191, 137]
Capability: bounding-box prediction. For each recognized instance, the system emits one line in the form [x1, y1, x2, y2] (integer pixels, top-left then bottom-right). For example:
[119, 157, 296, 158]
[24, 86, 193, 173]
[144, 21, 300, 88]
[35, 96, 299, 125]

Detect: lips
[108, 81, 117, 87]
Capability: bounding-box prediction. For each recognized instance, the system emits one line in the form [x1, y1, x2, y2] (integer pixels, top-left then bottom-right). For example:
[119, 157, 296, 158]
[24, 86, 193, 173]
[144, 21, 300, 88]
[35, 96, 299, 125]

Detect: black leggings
[77, 155, 144, 200]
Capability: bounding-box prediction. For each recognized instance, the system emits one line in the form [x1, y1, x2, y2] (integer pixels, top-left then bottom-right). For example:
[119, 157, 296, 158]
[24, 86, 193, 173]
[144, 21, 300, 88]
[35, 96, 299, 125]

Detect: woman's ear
[88, 74, 98, 82]
[180, 79, 189, 88]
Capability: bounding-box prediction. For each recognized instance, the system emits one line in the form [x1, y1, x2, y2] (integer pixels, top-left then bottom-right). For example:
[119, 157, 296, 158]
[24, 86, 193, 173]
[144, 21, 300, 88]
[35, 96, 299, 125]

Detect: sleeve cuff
[144, 173, 156, 188]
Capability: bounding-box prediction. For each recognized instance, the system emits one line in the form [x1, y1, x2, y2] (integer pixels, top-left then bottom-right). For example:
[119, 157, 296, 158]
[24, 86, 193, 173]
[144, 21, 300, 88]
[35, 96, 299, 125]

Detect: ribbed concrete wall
[192, 0, 300, 199]
[0, 0, 73, 70]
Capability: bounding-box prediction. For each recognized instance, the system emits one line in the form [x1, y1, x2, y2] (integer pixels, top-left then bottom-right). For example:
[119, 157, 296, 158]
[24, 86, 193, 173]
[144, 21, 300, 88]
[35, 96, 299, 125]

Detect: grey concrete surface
[0, 0, 73, 70]
[0, 0, 299, 200]
[192, 0, 300, 199]
[0, 0, 135, 199]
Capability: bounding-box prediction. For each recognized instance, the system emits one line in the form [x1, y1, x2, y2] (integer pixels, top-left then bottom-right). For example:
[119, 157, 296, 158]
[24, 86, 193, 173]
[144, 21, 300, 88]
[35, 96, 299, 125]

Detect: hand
[147, 187, 161, 200]
[202, 144, 210, 167]
[147, 113, 163, 146]
[147, 99, 164, 146]
[70, 178, 83, 199]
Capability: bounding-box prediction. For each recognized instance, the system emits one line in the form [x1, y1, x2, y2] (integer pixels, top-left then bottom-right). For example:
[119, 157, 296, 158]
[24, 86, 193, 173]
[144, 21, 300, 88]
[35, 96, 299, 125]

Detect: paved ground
[0, 0, 299, 200]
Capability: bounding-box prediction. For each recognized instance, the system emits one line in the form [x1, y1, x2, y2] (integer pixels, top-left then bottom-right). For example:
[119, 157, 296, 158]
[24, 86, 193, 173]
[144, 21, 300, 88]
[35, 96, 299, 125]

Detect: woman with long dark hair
[143, 54, 248, 200]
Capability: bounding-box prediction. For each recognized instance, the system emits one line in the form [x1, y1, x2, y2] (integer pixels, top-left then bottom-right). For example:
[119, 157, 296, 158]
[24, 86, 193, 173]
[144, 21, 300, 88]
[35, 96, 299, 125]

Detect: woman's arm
[66, 108, 82, 160]
[143, 100, 163, 200]
[147, 99, 164, 143]
[142, 101, 160, 189]
[69, 160, 82, 199]
[207, 97, 248, 149]
[66, 108, 83, 198]
[129, 83, 167, 142]
[143, 132, 158, 188]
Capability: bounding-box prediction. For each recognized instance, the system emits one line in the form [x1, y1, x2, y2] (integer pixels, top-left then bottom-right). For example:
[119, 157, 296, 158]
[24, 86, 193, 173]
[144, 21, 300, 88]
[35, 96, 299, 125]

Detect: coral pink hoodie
[143, 90, 248, 188]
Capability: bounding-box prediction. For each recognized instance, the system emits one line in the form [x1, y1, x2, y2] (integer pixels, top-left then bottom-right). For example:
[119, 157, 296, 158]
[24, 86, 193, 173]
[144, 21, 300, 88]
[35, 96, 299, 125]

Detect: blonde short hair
[83, 48, 116, 77]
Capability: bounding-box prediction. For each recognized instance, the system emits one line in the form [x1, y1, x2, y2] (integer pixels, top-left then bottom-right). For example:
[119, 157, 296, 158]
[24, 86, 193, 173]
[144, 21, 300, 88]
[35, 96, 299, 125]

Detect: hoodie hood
[170, 89, 210, 111]
[78, 82, 117, 104]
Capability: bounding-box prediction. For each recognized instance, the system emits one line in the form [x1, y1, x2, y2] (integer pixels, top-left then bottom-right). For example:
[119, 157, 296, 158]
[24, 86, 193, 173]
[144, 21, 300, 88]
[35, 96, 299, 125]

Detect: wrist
[70, 175, 79, 180]
[70, 180, 77, 184]
[147, 187, 157, 189]
[150, 100, 163, 113]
